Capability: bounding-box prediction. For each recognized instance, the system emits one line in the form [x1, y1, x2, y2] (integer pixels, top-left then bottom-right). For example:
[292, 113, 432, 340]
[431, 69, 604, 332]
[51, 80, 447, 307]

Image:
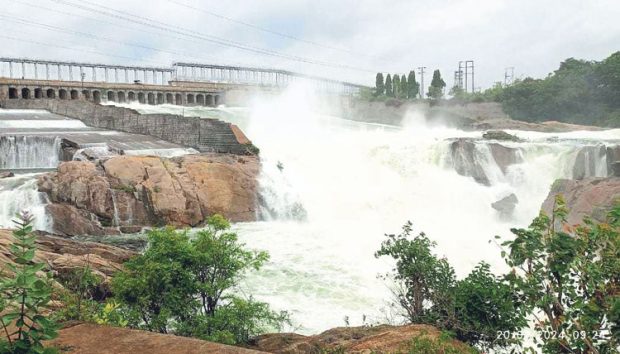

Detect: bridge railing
[0, 58, 173, 85]
[0, 58, 368, 95]
[172, 62, 365, 95]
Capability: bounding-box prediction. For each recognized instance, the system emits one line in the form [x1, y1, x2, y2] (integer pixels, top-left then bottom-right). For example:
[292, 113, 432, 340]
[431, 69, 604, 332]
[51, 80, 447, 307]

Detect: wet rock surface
[492, 193, 519, 218]
[542, 177, 620, 224]
[449, 139, 522, 185]
[38, 153, 259, 236]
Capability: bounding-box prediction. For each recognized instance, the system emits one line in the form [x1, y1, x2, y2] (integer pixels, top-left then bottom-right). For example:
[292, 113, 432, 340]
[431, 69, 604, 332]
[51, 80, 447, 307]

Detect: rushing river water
[111, 88, 620, 333]
[2, 88, 620, 335]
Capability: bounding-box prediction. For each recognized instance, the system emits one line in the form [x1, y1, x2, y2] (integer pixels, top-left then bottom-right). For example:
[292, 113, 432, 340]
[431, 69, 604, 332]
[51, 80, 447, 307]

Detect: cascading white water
[109, 90, 620, 334]
[0, 136, 61, 169]
[0, 174, 51, 231]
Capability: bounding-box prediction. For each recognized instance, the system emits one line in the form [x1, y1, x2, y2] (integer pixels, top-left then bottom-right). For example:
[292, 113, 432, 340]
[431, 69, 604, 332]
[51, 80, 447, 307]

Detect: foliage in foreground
[111, 214, 289, 345]
[378, 199, 620, 353]
[375, 222, 524, 351]
[0, 212, 59, 354]
[501, 196, 619, 353]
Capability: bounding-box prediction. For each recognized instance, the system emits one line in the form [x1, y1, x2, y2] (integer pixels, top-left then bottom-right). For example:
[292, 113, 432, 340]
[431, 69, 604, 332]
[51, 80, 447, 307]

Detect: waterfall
[0, 136, 61, 170]
[0, 174, 51, 231]
[110, 188, 121, 227]
[105, 93, 620, 334]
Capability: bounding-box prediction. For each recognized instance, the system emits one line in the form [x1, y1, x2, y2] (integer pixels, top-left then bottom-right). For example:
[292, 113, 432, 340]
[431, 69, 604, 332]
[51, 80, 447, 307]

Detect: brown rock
[251, 324, 472, 354]
[0, 229, 134, 281]
[449, 139, 521, 185]
[542, 177, 620, 224]
[39, 153, 259, 235]
[47, 323, 266, 354]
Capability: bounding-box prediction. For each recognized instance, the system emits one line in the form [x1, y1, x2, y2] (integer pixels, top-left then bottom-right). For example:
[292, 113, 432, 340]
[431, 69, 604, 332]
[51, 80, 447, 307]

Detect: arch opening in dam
[137, 92, 145, 104]
[35, 88, 42, 99]
[128, 91, 135, 101]
[46, 89, 55, 99]
[166, 93, 173, 104]
[70, 90, 79, 100]
[93, 90, 101, 104]
[9, 88, 18, 99]
[175, 93, 182, 105]
[59, 89, 68, 100]
[21, 88, 31, 99]
[117, 91, 126, 103]
[187, 94, 194, 105]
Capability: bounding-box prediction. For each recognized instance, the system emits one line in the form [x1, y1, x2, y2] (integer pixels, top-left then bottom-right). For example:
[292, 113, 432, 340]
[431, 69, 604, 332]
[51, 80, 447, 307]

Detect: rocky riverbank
[37, 153, 259, 236]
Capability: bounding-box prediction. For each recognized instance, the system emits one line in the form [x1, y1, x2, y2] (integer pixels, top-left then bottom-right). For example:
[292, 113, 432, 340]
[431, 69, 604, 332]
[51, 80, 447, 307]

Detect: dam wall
[0, 99, 254, 155]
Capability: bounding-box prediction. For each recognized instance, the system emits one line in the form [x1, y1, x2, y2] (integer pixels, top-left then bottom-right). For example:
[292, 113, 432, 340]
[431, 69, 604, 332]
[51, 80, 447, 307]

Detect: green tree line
[375, 69, 447, 101]
[455, 51, 620, 127]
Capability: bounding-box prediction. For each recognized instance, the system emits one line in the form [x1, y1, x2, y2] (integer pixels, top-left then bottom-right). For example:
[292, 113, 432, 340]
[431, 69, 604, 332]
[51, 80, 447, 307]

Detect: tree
[500, 196, 620, 353]
[393, 74, 401, 99]
[0, 212, 59, 354]
[385, 74, 393, 97]
[427, 69, 446, 100]
[111, 215, 288, 345]
[375, 222, 455, 324]
[407, 71, 420, 99]
[376, 222, 525, 351]
[375, 73, 385, 96]
[400, 74, 408, 99]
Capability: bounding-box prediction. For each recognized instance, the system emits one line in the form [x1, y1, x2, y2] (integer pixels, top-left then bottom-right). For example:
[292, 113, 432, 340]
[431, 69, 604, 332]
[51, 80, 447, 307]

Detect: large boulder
[542, 177, 620, 224]
[0, 229, 134, 282]
[572, 145, 607, 180]
[607, 145, 620, 177]
[492, 193, 519, 219]
[39, 154, 259, 236]
[250, 324, 472, 353]
[449, 139, 521, 185]
[47, 323, 265, 354]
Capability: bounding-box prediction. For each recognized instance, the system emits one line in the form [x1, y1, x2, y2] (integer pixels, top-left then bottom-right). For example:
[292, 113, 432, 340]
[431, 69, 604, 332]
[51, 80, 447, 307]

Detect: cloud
[0, 0, 618, 89]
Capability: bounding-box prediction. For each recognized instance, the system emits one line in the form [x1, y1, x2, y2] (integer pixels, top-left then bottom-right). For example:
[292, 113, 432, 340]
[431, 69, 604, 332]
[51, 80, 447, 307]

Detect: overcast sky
[1, 0, 619, 89]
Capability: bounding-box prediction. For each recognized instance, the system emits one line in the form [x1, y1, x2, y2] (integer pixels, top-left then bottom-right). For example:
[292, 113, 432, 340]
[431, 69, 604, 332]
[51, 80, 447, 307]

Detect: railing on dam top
[0, 58, 174, 85]
[172, 62, 366, 95]
[0, 58, 367, 95]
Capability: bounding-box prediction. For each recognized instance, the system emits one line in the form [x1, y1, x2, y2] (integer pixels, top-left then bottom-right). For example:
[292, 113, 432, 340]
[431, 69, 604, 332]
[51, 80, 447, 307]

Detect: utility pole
[504, 67, 514, 86]
[417, 66, 426, 98]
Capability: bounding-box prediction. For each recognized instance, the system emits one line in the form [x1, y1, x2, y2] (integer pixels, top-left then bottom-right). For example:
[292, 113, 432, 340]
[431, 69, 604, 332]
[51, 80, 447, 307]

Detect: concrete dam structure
[0, 58, 367, 107]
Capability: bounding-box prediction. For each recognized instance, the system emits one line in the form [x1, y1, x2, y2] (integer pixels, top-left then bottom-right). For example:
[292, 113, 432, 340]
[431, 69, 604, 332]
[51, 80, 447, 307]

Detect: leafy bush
[376, 221, 525, 350]
[0, 212, 59, 354]
[54, 262, 105, 322]
[500, 196, 620, 353]
[111, 214, 288, 344]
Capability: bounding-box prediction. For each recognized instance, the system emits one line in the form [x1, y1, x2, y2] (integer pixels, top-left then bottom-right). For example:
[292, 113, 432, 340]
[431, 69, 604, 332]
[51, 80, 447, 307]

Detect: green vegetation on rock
[0, 212, 59, 354]
[111, 214, 289, 345]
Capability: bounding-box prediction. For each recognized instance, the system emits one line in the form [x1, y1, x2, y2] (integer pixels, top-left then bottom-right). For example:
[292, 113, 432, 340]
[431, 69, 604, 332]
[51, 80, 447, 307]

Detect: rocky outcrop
[542, 177, 620, 224]
[250, 324, 472, 354]
[47, 323, 266, 354]
[492, 193, 519, 218]
[0, 229, 134, 282]
[607, 145, 620, 177]
[482, 130, 521, 142]
[572, 145, 607, 180]
[449, 139, 522, 185]
[38, 153, 259, 236]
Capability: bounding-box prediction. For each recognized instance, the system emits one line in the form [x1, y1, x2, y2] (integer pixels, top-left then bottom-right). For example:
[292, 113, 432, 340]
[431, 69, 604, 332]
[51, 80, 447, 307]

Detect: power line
[0, 13, 219, 64]
[0, 33, 169, 66]
[47, 0, 377, 73]
[166, 0, 373, 58]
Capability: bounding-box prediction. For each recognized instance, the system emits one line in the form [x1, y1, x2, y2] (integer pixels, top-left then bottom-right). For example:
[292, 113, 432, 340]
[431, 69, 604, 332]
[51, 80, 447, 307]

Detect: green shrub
[0, 212, 59, 354]
[111, 215, 288, 344]
[500, 196, 620, 353]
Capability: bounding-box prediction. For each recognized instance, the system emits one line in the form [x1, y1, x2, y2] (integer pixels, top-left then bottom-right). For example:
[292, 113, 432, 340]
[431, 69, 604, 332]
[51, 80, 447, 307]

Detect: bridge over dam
[0, 58, 367, 107]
